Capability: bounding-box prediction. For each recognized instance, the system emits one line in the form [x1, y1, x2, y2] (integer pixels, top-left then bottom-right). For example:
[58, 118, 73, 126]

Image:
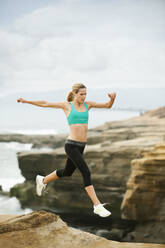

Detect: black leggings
[56, 139, 92, 187]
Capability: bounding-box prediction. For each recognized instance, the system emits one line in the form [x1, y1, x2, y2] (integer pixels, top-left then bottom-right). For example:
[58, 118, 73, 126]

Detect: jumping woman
[17, 83, 116, 217]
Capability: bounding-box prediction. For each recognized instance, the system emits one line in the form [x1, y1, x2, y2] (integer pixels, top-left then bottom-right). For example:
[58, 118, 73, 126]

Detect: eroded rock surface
[0, 211, 164, 248]
[121, 143, 165, 221]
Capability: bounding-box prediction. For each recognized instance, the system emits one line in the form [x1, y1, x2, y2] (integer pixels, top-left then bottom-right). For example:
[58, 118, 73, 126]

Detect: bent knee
[63, 171, 74, 177]
[64, 173, 73, 177]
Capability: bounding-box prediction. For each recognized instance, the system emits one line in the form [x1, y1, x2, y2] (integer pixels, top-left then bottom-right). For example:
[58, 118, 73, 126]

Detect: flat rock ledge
[0, 211, 165, 248]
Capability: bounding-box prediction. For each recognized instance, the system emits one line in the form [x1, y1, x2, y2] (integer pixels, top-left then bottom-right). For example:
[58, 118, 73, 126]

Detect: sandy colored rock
[121, 142, 165, 221]
[0, 215, 19, 223]
[0, 210, 165, 248]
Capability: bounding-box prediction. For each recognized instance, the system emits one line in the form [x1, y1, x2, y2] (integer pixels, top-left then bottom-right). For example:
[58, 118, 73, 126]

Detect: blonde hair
[67, 83, 86, 102]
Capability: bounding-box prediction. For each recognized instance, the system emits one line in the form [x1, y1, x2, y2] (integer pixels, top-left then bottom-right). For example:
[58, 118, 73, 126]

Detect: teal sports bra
[67, 101, 89, 125]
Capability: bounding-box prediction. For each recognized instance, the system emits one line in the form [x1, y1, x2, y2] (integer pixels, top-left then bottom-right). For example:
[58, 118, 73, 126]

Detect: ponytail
[67, 91, 74, 102]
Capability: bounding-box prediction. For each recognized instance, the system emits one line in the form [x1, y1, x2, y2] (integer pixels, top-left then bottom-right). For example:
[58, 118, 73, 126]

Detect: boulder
[0, 210, 164, 248]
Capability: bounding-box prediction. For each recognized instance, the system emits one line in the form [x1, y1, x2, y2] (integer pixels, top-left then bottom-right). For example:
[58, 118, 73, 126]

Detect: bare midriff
[67, 124, 88, 142]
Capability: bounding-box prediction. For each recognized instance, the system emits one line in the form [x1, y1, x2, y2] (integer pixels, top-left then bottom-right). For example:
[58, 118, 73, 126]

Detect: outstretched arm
[17, 98, 66, 109]
[86, 92, 116, 110]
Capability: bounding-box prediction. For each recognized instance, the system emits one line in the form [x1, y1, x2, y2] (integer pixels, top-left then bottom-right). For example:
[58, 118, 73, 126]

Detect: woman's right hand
[17, 97, 26, 103]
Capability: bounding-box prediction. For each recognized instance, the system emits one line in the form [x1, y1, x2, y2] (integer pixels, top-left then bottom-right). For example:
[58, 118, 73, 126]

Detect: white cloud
[0, 0, 165, 97]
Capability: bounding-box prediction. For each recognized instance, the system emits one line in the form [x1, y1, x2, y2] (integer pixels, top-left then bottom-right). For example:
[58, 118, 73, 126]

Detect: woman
[17, 83, 116, 217]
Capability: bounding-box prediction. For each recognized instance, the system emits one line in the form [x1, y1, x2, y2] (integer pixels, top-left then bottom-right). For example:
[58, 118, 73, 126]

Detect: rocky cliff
[121, 142, 165, 221]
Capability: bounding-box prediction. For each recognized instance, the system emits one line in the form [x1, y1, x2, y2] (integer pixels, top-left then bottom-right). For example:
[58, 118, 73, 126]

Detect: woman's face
[75, 88, 87, 103]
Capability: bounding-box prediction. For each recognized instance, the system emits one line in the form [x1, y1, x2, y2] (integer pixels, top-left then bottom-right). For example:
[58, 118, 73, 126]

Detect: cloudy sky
[0, 0, 165, 97]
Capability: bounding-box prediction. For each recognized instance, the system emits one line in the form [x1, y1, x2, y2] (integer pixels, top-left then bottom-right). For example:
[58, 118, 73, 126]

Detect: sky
[0, 0, 165, 98]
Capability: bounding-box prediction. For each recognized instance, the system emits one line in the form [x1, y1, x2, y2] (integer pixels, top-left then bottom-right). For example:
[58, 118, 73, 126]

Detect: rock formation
[0, 210, 165, 248]
[120, 141, 165, 243]
[121, 142, 165, 221]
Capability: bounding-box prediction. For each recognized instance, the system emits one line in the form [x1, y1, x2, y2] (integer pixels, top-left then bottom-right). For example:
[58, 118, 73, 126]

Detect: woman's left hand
[108, 92, 116, 101]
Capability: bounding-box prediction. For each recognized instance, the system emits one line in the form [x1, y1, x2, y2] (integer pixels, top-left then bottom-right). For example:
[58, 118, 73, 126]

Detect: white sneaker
[36, 175, 47, 196]
[93, 203, 111, 217]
